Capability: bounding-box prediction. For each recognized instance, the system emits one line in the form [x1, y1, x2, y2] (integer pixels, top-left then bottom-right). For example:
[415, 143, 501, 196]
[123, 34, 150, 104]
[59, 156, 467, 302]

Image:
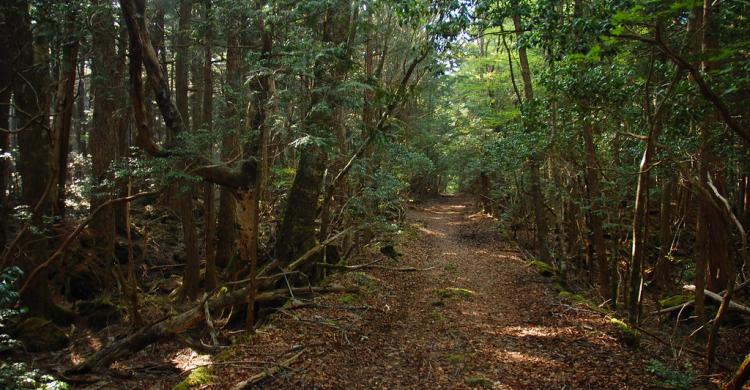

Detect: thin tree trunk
[723, 353, 750, 390]
[653, 177, 675, 286]
[510, 1, 551, 263]
[52, 5, 80, 216]
[201, 0, 217, 291]
[582, 120, 610, 301]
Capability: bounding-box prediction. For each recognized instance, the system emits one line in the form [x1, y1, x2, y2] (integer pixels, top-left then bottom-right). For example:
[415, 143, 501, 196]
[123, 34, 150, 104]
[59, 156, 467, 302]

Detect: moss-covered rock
[13, 317, 69, 352]
[610, 318, 640, 348]
[172, 367, 213, 390]
[530, 260, 556, 277]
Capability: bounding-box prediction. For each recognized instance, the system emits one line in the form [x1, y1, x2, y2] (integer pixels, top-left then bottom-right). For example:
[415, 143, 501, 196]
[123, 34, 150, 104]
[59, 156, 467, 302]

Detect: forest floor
[203, 195, 661, 389]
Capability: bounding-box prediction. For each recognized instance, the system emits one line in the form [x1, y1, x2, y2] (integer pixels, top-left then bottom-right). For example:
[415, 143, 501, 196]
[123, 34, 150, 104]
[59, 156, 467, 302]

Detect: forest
[0, 0, 749, 388]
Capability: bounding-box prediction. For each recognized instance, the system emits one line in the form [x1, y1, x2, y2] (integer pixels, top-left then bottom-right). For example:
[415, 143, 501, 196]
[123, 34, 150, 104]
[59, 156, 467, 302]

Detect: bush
[646, 359, 695, 390]
[0, 267, 69, 389]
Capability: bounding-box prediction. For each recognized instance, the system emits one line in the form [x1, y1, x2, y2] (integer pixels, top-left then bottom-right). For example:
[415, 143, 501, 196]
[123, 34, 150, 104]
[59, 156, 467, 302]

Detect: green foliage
[0, 267, 23, 353]
[0, 268, 68, 390]
[646, 359, 695, 390]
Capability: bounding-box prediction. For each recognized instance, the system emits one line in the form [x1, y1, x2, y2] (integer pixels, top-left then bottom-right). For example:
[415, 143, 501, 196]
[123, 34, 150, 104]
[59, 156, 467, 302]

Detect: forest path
[218, 195, 656, 389]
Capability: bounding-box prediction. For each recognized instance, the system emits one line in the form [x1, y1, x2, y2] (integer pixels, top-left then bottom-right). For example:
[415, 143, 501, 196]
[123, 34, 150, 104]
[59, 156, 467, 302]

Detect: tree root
[67, 285, 356, 374]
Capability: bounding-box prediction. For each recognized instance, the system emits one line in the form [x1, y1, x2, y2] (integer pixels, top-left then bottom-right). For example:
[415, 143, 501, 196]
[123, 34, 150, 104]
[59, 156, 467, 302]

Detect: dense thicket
[0, 0, 748, 388]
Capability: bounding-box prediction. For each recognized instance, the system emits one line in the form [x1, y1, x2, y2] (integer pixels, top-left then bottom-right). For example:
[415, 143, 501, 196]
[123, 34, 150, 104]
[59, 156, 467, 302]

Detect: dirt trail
[216, 195, 656, 389]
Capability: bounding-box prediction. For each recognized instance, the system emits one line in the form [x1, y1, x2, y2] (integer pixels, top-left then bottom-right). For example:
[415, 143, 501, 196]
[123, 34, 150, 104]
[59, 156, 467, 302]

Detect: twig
[19, 190, 161, 295]
[230, 349, 306, 390]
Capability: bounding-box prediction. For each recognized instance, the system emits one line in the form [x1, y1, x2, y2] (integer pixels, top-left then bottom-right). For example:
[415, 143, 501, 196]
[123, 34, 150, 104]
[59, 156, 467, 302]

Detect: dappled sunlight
[417, 226, 445, 237]
[491, 349, 564, 369]
[171, 348, 211, 372]
[497, 325, 576, 339]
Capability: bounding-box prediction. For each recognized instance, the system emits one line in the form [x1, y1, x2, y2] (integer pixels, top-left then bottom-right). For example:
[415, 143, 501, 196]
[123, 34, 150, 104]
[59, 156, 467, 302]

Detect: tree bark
[91, 0, 120, 283]
[11, 0, 61, 321]
[201, 0, 217, 291]
[215, 26, 242, 268]
[582, 120, 609, 301]
[52, 4, 80, 216]
[510, 0, 551, 263]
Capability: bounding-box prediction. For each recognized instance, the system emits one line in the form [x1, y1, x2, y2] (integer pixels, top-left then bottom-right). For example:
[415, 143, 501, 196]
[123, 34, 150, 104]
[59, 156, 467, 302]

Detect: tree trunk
[201, 0, 217, 291]
[723, 353, 750, 390]
[653, 177, 675, 286]
[74, 59, 87, 156]
[582, 120, 610, 301]
[176, 0, 192, 134]
[172, 0, 201, 302]
[12, 0, 61, 321]
[275, 145, 327, 266]
[510, 0, 551, 263]
[215, 27, 242, 268]
[91, 0, 120, 284]
[0, 19, 11, 249]
[52, 5, 80, 216]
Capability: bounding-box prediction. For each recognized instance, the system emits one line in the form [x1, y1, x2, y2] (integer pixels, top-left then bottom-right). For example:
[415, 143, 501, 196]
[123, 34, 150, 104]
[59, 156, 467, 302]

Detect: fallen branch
[651, 301, 693, 316]
[231, 348, 306, 390]
[652, 280, 750, 316]
[257, 227, 352, 290]
[19, 190, 161, 295]
[67, 285, 356, 374]
[683, 285, 750, 316]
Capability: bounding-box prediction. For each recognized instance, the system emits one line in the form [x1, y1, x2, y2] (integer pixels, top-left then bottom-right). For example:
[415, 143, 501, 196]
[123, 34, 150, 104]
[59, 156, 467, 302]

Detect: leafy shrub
[0, 267, 68, 390]
[646, 359, 695, 390]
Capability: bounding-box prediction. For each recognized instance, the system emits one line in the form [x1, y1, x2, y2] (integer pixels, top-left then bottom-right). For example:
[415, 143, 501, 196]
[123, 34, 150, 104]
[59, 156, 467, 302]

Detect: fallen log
[683, 285, 750, 316]
[652, 280, 750, 316]
[67, 285, 356, 374]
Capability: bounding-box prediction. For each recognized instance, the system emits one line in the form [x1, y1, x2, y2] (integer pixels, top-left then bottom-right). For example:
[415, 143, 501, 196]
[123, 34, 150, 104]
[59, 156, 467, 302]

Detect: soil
[208, 195, 660, 389]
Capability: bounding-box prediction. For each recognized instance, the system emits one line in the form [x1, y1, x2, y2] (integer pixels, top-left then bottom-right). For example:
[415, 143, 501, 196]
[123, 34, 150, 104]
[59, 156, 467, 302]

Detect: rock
[13, 317, 69, 352]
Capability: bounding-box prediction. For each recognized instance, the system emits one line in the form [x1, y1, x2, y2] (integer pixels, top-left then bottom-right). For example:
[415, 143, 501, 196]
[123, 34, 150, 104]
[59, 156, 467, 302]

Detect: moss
[13, 317, 69, 352]
[338, 293, 361, 305]
[447, 353, 465, 365]
[443, 261, 458, 275]
[610, 318, 640, 348]
[172, 367, 213, 390]
[436, 287, 476, 300]
[659, 294, 694, 308]
[558, 290, 610, 315]
[530, 260, 556, 277]
[349, 272, 381, 290]
[430, 308, 445, 322]
[465, 375, 493, 388]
